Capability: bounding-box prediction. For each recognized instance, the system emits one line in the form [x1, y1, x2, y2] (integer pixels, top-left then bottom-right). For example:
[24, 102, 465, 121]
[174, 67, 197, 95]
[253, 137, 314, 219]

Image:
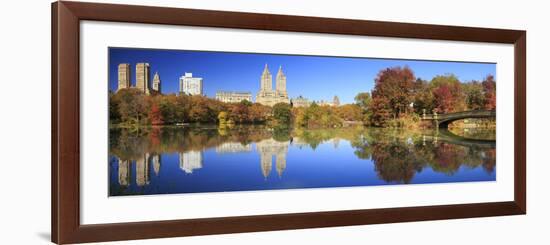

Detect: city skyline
[109, 47, 496, 104]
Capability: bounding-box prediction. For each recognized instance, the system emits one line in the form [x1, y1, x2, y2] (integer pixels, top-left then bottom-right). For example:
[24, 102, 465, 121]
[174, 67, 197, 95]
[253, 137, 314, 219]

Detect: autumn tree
[174, 95, 191, 122]
[432, 85, 454, 113]
[116, 88, 149, 125]
[294, 103, 343, 128]
[482, 75, 496, 110]
[217, 111, 228, 124]
[369, 66, 415, 126]
[248, 103, 271, 123]
[430, 74, 465, 113]
[109, 91, 121, 124]
[187, 95, 224, 122]
[412, 78, 434, 114]
[158, 95, 178, 124]
[462, 81, 485, 110]
[148, 100, 163, 125]
[335, 104, 363, 121]
[228, 101, 250, 123]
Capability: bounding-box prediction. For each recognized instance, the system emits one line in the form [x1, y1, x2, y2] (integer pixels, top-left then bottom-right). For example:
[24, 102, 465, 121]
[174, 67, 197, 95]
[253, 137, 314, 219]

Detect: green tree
[240, 100, 253, 106]
[354, 92, 371, 111]
[272, 102, 292, 125]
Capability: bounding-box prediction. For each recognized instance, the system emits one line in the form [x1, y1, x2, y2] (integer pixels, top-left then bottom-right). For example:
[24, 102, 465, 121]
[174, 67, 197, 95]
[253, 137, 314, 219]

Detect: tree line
[109, 89, 273, 126]
[367, 66, 496, 127]
[109, 66, 496, 128]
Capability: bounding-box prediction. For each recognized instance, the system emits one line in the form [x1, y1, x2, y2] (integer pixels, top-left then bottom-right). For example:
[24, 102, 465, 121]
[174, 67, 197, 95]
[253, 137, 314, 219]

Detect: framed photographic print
[52, 1, 526, 244]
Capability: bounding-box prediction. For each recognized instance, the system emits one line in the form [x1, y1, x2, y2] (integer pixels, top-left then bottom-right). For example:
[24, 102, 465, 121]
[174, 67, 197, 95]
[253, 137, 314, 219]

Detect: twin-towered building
[216, 64, 291, 106]
[214, 64, 289, 106]
[255, 64, 290, 106]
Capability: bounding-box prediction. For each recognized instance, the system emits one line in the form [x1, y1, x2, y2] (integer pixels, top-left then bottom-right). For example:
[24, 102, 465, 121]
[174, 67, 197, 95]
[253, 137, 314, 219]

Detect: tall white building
[179, 73, 203, 96]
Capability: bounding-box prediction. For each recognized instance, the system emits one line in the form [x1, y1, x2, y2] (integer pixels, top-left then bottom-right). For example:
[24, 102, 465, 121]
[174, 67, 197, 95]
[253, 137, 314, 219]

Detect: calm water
[108, 125, 496, 196]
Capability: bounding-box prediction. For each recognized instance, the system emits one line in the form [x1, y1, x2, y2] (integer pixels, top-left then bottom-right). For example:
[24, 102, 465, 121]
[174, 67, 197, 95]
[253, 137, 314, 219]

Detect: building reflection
[136, 153, 150, 186]
[151, 155, 161, 176]
[116, 153, 160, 187]
[179, 151, 203, 174]
[256, 139, 289, 178]
[117, 158, 130, 187]
[215, 142, 252, 154]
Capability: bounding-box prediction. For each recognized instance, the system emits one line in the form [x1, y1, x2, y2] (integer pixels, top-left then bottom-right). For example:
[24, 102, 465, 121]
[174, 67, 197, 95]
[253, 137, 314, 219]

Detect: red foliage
[149, 101, 163, 125]
[482, 75, 496, 110]
[149, 127, 161, 147]
[433, 85, 454, 113]
[370, 66, 415, 125]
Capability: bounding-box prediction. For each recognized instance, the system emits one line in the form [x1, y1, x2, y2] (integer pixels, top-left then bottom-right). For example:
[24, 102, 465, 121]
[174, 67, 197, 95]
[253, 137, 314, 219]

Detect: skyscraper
[179, 73, 203, 96]
[136, 63, 150, 94]
[117, 63, 130, 91]
[152, 71, 161, 93]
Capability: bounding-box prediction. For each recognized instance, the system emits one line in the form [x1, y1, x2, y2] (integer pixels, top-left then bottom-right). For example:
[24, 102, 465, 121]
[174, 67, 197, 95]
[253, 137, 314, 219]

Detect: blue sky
[109, 47, 495, 104]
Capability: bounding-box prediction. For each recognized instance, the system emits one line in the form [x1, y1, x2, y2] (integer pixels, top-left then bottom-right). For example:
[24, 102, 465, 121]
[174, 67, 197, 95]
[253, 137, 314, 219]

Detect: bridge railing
[422, 110, 496, 120]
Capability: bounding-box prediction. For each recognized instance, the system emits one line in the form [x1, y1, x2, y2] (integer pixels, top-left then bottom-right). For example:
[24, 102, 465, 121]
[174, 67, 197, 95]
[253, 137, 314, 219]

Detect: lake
[108, 125, 496, 196]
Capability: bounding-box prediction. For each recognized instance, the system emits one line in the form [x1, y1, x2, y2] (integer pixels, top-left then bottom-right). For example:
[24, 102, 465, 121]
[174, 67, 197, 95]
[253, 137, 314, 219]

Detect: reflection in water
[256, 139, 288, 178]
[216, 142, 253, 154]
[136, 153, 150, 186]
[179, 151, 203, 174]
[109, 126, 496, 196]
[117, 158, 130, 187]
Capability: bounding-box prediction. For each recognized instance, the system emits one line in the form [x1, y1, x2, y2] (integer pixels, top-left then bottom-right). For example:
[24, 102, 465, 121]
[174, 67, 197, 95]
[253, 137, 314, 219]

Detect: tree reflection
[350, 128, 496, 183]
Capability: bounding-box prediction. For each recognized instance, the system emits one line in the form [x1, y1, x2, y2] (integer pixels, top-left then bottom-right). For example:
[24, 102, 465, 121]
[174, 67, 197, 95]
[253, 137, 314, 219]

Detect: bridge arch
[422, 110, 496, 129]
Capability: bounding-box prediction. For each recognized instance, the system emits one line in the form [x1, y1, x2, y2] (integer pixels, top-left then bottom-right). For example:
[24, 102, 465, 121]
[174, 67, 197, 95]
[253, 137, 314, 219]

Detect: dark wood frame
[52, 1, 526, 244]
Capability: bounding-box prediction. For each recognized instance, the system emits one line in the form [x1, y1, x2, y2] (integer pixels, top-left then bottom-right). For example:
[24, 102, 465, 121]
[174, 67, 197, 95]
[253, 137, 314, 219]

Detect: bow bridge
[422, 110, 496, 128]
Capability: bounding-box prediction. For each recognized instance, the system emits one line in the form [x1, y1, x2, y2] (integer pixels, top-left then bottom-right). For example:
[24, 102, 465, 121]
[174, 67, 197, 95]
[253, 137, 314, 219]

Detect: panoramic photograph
[108, 47, 497, 196]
